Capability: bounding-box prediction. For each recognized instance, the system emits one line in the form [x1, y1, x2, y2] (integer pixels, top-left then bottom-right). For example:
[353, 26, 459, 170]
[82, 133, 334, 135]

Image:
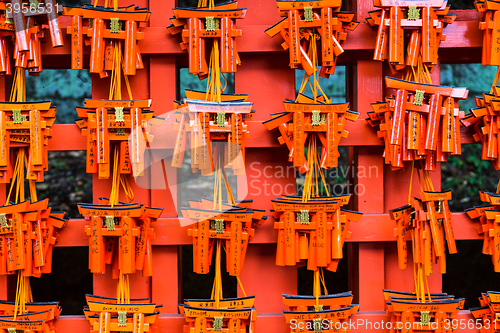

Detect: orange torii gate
[0, 101, 57, 183]
[75, 99, 163, 179]
[172, 93, 254, 175]
[63, 5, 149, 75]
[265, 0, 358, 77]
[367, 77, 468, 170]
[365, 0, 456, 71]
[168, 2, 245, 77]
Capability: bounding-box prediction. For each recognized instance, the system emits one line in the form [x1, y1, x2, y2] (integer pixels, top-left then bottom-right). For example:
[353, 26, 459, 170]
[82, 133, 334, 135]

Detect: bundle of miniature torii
[367, 77, 468, 170]
[264, 97, 359, 171]
[461, 86, 500, 170]
[182, 198, 266, 277]
[63, 3, 148, 77]
[75, 98, 164, 179]
[390, 190, 456, 277]
[383, 289, 464, 332]
[0, 0, 64, 75]
[0, 101, 56, 183]
[470, 291, 500, 332]
[466, 191, 500, 272]
[172, 91, 254, 176]
[265, 0, 358, 77]
[366, 0, 456, 73]
[475, 0, 500, 66]
[282, 292, 359, 333]
[168, 0, 244, 78]
[272, 195, 361, 271]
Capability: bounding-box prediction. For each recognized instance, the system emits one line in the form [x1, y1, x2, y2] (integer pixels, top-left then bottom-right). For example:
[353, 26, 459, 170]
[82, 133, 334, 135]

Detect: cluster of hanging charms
[475, 0, 500, 66]
[263, 2, 361, 331]
[0, 0, 64, 75]
[0, 22, 68, 330]
[366, 0, 456, 73]
[365, 4, 469, 323]
[168, 0, 244, 78]
[383, 289, 464, 331]
[470, 291, 500, 330]
[366, 76, 468, 170]
[265, 0, 358, 77]
[67, 1, 163, 332]
[461, 72, 500, 170]
[170, 1, 263, 332]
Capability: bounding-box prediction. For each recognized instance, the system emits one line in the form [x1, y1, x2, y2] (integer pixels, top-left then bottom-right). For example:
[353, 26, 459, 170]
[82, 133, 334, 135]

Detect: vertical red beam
[152, 245, 179, 312]
[351, 60, 386, 310]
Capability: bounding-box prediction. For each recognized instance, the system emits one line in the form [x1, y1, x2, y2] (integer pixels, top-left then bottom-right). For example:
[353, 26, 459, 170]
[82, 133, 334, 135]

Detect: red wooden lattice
[0, 0, 486, 332]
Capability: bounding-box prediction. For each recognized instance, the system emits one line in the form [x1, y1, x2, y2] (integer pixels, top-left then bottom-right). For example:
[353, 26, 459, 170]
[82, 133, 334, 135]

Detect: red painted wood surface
[9, 0, 488, 331]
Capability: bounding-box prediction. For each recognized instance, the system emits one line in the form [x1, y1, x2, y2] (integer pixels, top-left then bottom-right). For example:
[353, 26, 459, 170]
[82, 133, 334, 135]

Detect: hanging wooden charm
[390, 190, 456, 276]
[69, 2, 164, 331]
[179, 297, 257, 333]
[182, 198, 265, 277]
[63, 4, 149, 76]
[0, 0, 64, 75]
[0, 101, 57, 183]
[84, 293, 160, 333]
[282, 292, 359, 332]
[75, 98, 164, 179]
[264, 97, 359, 171]
[465, 191, 500, 271]
[366, 0, 456, 73]
[265, 0, 359, 77]
[367, 77, 468, 170]
[272, 195, 361, 271]
[470, 291, 500, 330]
[474, 0, 500, 66]
[461, 88, 500, 170]
[78, 199, 161, 277]
[383, 289, 464, 331]
[172, 91, 254, 176]
[168, 1, 244, 78]
[264, 1, 362, 330]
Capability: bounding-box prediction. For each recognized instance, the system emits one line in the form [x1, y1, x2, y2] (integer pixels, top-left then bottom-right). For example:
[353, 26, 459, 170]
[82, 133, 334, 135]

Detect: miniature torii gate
[179, 304, 256, 333]
[264, 97, 359, 171]
[265, 0, 358, 77]
[85, 298, 158, 333]
[0, 101, 57, 183]
[63, 5, 149, 75]
[168, 3, 245, 77]
[172, 94, 254, 176]
[79, 202, 161, 277]
[390, 190, 456, 276]
[283, 305, 359, 333]
[461, 88, 500, 170]
[181, 198, 265, 277]
[367, 77, 468, 170]
[475, 0, 500, 65]
[365, 0, 456, 70]
[0, 299, 61, 333]
[75, 99, 163, 179]
[272, 195, 362, 272]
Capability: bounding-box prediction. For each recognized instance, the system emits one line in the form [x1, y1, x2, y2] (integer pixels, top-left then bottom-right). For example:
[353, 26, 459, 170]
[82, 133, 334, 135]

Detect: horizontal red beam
[43, 11, 480, 57]
[56, 212, 481, 247]
[52, 310, 479, 333]
[47, 122, 476, 151]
